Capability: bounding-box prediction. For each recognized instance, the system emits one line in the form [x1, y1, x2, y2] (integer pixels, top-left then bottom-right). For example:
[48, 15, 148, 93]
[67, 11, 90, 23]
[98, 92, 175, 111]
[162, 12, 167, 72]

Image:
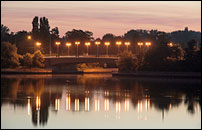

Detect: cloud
[1, 1, 201, 38]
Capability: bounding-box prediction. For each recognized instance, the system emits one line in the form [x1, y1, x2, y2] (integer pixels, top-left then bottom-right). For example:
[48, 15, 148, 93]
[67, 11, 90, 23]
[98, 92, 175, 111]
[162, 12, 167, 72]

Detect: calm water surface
[1, 74, 201, 129]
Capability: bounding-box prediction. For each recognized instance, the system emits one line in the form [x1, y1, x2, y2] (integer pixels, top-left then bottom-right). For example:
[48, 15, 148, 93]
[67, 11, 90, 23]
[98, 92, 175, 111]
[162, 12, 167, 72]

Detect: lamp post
[167, 42, 173, 47]
[104, 42, 110, 56]
[85, 42, 91, 56]
[36, 42, 42, 50]
[145, 42, 151, 48]
[55, 42, 61, 57]
[75, 41, 80, 58]
[66, 42, 71, 56]
[95, 41, 100, 57]
[137, 42, 143, 48]
[116, 41, 122, 56]
[27, 35, 35, 51]
[125, 42, 130, 51]
[145, 42, 151, 52]
[27, 35, 31, 40]
[49, 34, 52, 56]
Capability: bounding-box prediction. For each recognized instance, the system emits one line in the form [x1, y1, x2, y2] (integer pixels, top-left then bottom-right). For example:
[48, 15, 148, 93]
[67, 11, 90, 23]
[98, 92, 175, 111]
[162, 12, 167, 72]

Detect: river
[1, 74, 201, 129]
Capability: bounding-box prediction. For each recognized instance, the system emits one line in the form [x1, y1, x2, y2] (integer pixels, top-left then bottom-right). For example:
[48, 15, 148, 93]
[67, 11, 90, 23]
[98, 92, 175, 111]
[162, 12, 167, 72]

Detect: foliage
[1, 42, 20, 68]
[32, 16, 39, 40]
[32, 50, 45, 68]
[183, 39, 201, 72]
[117, 51, 140, 72]
[77, 63, 101, 71]
[1, 24, 10, 42]
[23, 53, 33, 68]
[167, 43, 185, 61]
[64, 29, 94, 55]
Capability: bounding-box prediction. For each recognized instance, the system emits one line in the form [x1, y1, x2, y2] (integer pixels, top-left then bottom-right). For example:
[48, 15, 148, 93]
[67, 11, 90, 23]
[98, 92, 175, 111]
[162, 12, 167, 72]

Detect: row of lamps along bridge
[27, 35, 173, 57]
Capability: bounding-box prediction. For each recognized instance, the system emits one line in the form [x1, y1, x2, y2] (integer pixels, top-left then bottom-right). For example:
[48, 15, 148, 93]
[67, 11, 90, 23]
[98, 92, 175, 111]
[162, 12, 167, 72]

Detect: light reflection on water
[1, 74, 201, 129]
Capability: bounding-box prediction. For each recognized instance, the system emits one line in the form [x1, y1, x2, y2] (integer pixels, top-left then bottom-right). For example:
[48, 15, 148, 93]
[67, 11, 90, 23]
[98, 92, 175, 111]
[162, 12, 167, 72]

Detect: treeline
[1, 16, 201, 72]
[1, 16, 201, 56]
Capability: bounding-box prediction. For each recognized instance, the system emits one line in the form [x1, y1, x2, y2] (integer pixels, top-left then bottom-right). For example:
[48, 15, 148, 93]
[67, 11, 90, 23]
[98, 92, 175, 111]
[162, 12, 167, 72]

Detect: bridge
[44, 56, 119, 72]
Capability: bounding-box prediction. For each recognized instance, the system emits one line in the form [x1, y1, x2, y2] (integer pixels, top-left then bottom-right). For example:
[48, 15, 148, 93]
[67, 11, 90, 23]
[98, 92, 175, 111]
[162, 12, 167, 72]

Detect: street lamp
[85, 42, 91, 56]
[145, 42, 151, 47]
[27, 35, 32, 40]
[27, 35, 36, 52]
[55, 41, 61, 57]
[104, 42, 110, 56]
[95, 41, 100, 57]
[75, 41, 80, 58]
[168, 42, 173, 47]
[35, 42, 41, 51]
[137, 42, 144, 48]
[125, 42, 130, 51]
[66, 42, 72, 56]
[116, 41, 122, 55]
[36, 42, 41, 47]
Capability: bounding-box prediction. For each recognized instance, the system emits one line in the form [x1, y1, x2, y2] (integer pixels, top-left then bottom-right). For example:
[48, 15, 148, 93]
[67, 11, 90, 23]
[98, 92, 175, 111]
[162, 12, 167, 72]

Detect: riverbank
[1, 68, 118, 74]
[112, 71, 201, 79]
[1, 68, 53, 74]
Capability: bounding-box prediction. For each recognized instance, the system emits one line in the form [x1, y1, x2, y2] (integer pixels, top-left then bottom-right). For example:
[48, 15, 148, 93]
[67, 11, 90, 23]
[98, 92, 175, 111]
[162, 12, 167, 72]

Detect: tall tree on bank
[32, 16, 39, 41]
[31, 16, 51, 54]
[50, 27, 60, 54]
[39, 17, 50, 54]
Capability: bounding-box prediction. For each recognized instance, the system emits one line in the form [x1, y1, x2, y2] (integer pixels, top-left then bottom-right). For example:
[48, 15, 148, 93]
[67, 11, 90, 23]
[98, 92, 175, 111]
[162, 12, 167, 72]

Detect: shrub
[1, 42, 20, 68]
[23, 53, 33, 68]
[117, 50, 140, 72]
[32, 50, 45, 68]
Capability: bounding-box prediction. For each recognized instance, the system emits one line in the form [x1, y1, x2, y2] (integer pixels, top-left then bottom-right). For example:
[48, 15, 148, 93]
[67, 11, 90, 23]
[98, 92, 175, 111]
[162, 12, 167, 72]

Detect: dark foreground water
[1, 74, 201, 129]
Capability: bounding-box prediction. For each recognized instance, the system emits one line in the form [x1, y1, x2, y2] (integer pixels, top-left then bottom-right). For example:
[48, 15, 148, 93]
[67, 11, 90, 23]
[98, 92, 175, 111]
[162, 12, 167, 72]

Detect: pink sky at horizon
[1, 1, 201, 38]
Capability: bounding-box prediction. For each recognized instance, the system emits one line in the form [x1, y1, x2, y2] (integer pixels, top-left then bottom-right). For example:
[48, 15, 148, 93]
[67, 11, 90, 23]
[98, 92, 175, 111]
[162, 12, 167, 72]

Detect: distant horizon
[2, 1, 201, 38]
[2, 24, 201, 39]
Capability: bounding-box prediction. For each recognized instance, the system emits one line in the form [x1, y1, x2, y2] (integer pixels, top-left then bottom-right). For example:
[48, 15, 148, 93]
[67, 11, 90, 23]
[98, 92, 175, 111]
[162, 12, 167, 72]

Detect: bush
[23, 53, 33, 68]
[1, 42, 20, 68]
[117, 50, 140, 72]
[32, 50, 45, 68]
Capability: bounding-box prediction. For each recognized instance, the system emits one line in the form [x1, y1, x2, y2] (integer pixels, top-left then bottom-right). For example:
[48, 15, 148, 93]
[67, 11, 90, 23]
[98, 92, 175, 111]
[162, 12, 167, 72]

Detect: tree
[117, 50, 140, 72]
[23, 53, 33, 68]
[1, 24, 10, 42]
[50, 27, 60, 54]
[183, 39, 201, 72]
[32, 50, 45, 68]
[167, 43, 185, 61]
[64, 29, 94, 55]
[143, 43, 171, 71]
[39, 17, 51, 54]
[32, 16, 39, 41]
[14, 30, 34, 55]
[1, 42, 20, 68]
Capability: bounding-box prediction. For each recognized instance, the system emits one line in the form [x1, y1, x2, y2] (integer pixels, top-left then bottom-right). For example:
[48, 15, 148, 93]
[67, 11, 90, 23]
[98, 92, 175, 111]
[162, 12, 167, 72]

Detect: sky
[1, 1, 201, 38]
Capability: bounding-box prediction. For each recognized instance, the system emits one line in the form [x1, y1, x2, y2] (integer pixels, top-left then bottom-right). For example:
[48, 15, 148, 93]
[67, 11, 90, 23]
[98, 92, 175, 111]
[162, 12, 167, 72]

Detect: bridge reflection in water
[1, 74, 201, 127]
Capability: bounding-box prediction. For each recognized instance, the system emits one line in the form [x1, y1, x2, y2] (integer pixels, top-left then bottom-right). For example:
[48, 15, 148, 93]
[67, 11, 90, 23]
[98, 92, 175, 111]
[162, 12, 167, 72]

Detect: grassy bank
[1, 67, 52, 74]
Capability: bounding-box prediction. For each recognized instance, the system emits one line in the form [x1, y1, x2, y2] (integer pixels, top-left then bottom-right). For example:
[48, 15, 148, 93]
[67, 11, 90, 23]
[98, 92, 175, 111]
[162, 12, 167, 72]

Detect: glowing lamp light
[85, 42, 91, 46]
[145, 42, 151, 46]
[27, 35, 31, 40]
[116, 41, 122, 45]
[125, 42, 130, 46]
[105, 42, 110, 46]
[95, 41, 101, 45]
[36, 42, 41, 46]
[55, 42, 61, 45]
[75, 41, 80, 45]
[138, 42, 144, 46]
[66, 42, 71, 47]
